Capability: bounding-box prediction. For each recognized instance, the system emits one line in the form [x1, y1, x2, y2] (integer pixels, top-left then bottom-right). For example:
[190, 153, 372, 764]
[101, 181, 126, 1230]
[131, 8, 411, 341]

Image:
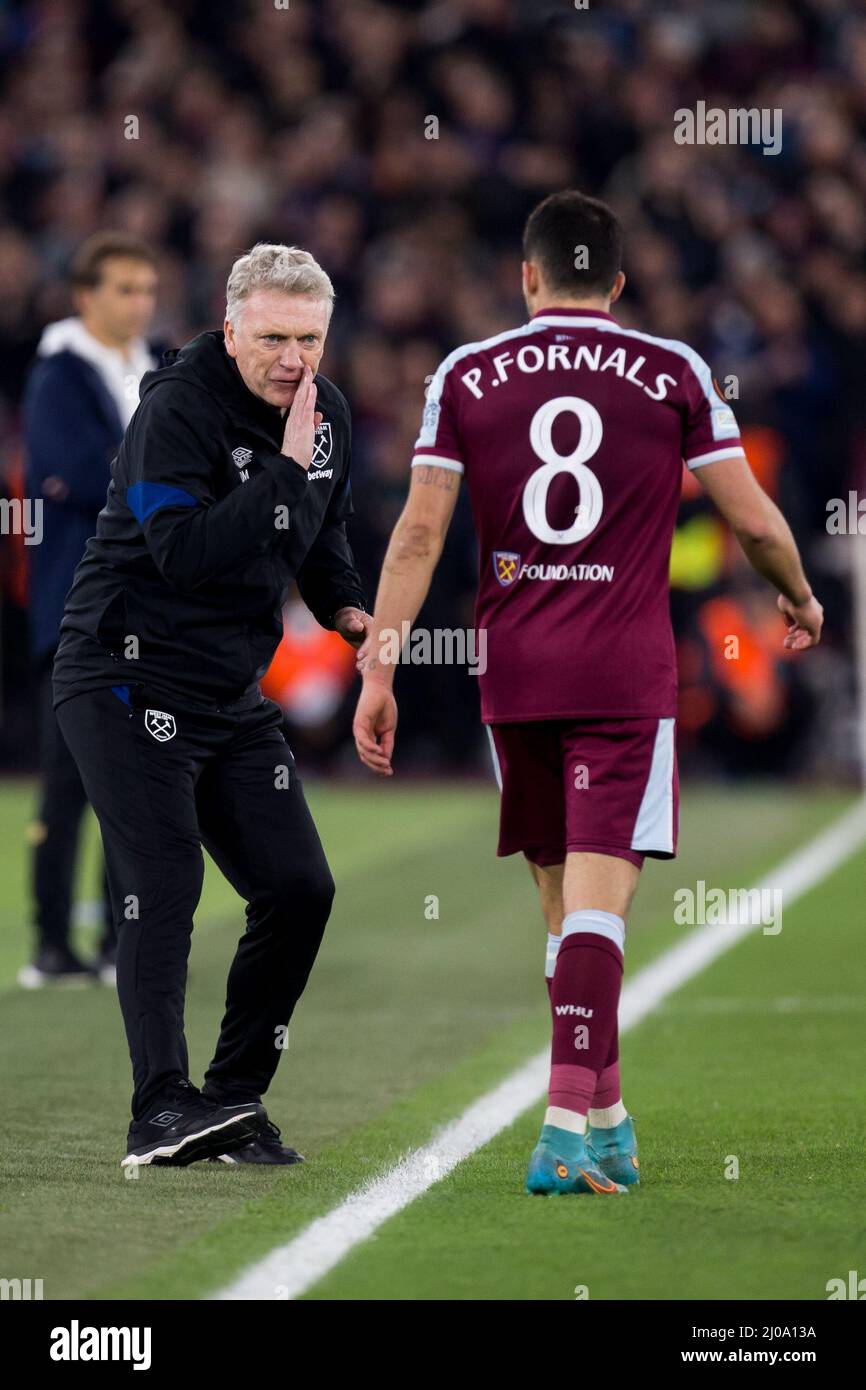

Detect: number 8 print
[522, 396, 604, 545]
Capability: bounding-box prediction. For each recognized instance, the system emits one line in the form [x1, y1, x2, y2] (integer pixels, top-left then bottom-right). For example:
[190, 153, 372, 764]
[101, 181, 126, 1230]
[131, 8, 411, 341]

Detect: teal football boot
[526, 1124, 628, 1196]
[586, 1114, 640, 1187]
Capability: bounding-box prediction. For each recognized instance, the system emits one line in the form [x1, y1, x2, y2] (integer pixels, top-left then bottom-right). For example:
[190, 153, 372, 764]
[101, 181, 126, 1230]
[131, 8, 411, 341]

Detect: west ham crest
[493, 551, 521, 587]
[312, 421, 332, 467]
[144, 709, 176, 742]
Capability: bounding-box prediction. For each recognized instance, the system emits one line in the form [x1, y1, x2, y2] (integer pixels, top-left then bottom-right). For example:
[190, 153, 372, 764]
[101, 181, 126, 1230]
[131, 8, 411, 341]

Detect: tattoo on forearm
[413, 465, 458, 491]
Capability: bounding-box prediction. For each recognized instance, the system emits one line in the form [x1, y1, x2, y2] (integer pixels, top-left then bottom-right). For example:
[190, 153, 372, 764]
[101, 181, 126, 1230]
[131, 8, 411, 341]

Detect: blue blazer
[23, 350, 124, 662]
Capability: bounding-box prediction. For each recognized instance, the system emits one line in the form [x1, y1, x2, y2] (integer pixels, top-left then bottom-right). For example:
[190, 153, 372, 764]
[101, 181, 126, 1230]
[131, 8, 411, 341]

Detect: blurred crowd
[1, 0, 864, 776]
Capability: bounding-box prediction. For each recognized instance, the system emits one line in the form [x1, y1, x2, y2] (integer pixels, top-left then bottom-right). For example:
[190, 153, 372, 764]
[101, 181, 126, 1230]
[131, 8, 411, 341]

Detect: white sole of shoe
[121, 1110, 259, 1168]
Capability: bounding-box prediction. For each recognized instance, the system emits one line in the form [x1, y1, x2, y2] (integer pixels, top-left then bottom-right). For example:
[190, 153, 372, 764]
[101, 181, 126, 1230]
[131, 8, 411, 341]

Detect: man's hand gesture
[334, 607, 372, 649]
[281, 365, 321, 470]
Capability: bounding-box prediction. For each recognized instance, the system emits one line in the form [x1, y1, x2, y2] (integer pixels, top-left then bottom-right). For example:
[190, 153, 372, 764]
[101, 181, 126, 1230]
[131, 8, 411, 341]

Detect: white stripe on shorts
[485, 726, 503, 792]
[630, 717, 675, 853]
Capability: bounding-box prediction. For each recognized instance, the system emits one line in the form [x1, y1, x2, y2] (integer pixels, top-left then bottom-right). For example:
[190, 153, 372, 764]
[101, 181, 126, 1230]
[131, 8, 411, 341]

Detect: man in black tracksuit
[53, 245, 369, 1166]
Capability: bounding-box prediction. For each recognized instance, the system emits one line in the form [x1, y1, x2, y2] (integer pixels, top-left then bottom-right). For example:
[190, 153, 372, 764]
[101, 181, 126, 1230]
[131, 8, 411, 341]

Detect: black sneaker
[122, 1081, 262, 1169]
[210, 1119, 305, 1166]
[17, 945, 95, 989]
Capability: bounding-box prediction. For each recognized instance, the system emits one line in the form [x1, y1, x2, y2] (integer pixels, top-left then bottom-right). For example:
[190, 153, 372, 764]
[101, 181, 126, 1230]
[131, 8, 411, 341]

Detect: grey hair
[225, 243, 335, 326]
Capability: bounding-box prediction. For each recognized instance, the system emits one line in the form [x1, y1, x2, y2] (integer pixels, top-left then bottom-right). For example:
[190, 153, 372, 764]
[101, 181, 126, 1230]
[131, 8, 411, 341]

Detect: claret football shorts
[487, 717, 679, 870]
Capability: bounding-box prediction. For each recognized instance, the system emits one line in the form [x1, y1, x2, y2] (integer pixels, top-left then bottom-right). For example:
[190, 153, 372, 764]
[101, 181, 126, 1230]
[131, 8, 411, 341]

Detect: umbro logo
[150, 1110, 182, 1127]
[232, 447, 253, 470]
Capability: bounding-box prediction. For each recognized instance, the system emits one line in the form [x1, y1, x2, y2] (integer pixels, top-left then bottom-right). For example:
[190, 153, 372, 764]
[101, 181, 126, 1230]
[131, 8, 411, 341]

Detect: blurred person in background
[20, 233, 158, 987]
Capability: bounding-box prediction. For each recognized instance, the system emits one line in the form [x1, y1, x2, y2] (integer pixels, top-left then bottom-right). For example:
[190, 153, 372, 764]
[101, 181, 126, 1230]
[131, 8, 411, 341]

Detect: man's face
[78, 257, 158, 347]
[224, 290, 329, 409]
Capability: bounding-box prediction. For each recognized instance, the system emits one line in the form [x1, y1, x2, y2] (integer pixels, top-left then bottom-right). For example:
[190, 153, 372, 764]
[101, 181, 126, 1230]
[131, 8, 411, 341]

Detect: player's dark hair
[523, 191, 622, 297]
[69, 232, 157, 289]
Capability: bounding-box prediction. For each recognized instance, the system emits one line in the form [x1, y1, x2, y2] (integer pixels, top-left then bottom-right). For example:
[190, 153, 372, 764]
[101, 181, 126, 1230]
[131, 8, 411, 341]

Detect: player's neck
[529, 296, 613, 319]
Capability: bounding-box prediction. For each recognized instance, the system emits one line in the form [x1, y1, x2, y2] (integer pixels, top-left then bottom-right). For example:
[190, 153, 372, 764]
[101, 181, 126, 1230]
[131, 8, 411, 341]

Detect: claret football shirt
[412, 307, 745, 723]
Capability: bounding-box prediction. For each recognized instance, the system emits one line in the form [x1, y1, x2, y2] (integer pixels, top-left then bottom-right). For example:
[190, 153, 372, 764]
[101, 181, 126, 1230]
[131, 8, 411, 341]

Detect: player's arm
[353, 463, 461, 775]
[694, 454, 823, 650]
[362, 462, 461, 676]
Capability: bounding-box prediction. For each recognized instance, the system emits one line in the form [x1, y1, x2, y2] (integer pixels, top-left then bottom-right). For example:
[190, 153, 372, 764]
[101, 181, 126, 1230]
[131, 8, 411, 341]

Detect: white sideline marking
[215, 799, 866, 1301]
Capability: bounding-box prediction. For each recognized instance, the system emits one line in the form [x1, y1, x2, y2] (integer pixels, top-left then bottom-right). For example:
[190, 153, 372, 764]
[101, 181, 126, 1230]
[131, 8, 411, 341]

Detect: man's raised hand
[281, 365, 321, 470]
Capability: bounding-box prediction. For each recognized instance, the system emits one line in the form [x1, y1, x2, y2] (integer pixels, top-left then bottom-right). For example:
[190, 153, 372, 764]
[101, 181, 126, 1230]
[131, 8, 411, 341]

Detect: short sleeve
[411, 357, 464, 475]
[681, 352, 746, 470]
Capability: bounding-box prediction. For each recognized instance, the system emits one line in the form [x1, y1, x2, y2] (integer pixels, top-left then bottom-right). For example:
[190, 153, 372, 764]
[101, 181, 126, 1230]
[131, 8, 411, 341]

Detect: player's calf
[527, 907, 630, 1195]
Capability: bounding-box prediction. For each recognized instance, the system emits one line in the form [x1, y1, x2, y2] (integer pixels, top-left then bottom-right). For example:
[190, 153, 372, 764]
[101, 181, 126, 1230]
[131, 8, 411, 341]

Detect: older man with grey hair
[53, 244, 369, 1168]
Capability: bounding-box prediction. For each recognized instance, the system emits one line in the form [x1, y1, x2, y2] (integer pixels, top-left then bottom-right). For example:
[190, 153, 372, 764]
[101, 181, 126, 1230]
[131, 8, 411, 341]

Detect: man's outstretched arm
[694, 454, 823, 651]
[353, 463, 461, 774]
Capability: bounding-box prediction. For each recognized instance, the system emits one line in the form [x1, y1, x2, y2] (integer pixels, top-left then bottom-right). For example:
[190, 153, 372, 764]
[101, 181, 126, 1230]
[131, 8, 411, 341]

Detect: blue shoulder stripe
[127, 481, 199, 524]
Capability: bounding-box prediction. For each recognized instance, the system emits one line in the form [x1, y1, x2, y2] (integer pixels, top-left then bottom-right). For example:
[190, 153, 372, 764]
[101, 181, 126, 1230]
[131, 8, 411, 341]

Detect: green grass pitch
[0, 777, 862, 1300]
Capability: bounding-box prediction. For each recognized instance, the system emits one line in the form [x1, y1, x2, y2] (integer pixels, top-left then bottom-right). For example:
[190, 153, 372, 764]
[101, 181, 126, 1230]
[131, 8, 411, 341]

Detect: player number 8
[522, 396, 603, 544]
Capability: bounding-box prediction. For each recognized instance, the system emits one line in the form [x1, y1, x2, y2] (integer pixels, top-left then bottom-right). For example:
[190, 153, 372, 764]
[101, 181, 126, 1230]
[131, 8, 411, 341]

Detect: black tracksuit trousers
[56, 682, 334, 1121]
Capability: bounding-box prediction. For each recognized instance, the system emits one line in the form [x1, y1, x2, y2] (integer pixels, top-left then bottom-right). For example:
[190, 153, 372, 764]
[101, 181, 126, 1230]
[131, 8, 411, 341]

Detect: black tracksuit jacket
[52, 331, 366, 710]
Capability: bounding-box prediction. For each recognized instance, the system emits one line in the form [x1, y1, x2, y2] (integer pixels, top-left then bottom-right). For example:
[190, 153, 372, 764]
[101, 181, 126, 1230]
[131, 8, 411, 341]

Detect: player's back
[412, 307, 745, 723]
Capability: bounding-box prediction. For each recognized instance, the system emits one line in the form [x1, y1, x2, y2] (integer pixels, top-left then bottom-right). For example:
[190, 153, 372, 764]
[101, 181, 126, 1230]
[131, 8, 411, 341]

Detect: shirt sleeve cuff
[411, 453, 465, 475]
[685, 446, 746, 470]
